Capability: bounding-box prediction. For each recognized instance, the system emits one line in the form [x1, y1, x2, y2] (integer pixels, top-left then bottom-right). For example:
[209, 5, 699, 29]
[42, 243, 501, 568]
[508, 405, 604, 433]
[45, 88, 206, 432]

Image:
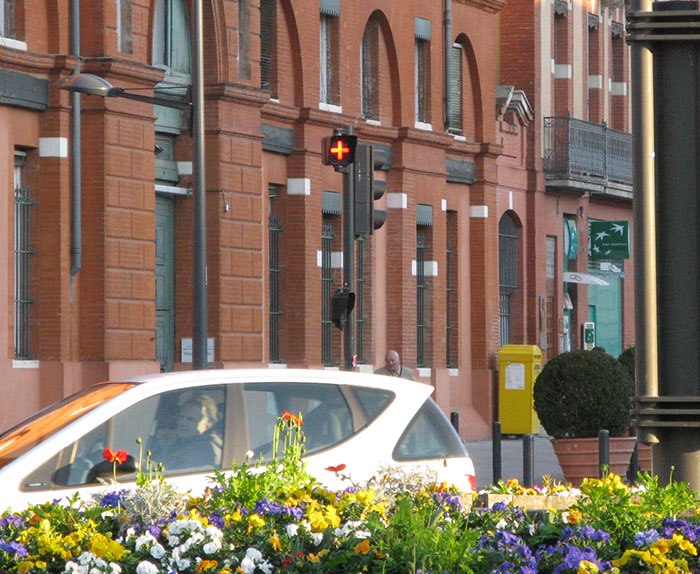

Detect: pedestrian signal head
[322, 134, 358, 167]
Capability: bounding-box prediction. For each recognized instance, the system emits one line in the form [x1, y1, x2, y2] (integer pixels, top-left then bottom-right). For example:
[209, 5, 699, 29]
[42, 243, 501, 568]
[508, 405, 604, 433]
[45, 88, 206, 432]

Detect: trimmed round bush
[618, 346, 635, 382]
[533, 349, 634, 439]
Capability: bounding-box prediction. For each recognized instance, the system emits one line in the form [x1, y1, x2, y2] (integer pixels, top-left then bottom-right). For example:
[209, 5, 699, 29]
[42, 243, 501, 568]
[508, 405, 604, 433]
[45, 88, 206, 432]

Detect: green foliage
[533, 349, 634, 438]
[201, 411, 317, 514]
[372, 496, 480, 574]
[618, 346, 636, 382]
[636, 472, 700, 520]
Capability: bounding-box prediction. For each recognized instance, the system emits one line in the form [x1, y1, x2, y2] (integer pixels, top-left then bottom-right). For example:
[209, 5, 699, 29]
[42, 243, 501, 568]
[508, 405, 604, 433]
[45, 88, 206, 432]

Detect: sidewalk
[465, 432, 565, 490]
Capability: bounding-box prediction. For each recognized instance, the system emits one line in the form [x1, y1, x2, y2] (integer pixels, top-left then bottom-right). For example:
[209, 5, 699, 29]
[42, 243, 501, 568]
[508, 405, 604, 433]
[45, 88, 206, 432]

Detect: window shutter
[260, 0, 276, 94]
[362, 20, 379, 120]
[449, 45, 463, 132]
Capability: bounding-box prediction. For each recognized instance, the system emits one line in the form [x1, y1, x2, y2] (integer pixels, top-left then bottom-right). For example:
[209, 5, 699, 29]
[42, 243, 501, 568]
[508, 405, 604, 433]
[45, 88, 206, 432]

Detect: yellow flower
[355, 539, 371, 554]
[673, 534, 697, 555]
[270, 535, 282, 551]
[317, 549, 330, 558]
[248, 513, 266, 531]
[18, 562, 34, 574]
[36, 561, 47, 569]
[195, 559, 218, 571]
[89, 532, 125, 561]
[612, 549, 636, 567]
[565, 509, 583, 524]
[307, 553, 320, 563]
[506, 478, 520, 490]
[577, 560, 599, 574]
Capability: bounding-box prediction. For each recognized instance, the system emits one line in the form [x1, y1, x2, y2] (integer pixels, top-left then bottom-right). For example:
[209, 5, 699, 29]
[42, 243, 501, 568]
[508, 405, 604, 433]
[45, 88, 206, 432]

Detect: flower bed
[1, 416, 700, 574]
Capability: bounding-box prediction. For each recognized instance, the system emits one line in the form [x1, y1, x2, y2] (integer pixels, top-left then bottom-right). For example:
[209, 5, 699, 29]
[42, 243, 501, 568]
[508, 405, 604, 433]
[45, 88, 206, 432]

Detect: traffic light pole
[342, 152, 355, 371]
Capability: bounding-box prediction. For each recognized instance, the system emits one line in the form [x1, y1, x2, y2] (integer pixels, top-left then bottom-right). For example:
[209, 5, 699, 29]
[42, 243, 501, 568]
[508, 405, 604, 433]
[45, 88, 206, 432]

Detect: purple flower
[0, 515, 24, 529]
[209, 511, 226, 529]
[100, 489, 128, 507]
[635, 529, 660, 546]
[0, 539, 28, 558]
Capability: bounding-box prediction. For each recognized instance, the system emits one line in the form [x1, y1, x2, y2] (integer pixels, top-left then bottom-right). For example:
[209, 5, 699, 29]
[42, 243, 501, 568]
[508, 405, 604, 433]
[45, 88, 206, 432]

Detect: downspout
[444, 0, 452, 130]
[70, 0, 81, 288]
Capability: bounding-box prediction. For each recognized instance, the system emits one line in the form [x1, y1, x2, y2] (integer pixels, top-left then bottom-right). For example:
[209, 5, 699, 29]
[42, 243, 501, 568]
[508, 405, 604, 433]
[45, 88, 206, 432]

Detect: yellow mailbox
[498, 345, 542, 435]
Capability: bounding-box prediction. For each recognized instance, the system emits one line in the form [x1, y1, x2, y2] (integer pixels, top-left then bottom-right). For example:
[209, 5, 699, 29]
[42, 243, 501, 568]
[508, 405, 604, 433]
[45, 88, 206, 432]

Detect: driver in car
[154, 395, 222, 472]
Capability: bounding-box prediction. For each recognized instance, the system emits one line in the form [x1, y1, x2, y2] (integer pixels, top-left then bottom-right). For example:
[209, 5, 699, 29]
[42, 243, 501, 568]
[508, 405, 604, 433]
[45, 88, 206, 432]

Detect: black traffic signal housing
[354, 143, 387, 236]
[331, 287, 355, 330]
[322, 131, 358, 168]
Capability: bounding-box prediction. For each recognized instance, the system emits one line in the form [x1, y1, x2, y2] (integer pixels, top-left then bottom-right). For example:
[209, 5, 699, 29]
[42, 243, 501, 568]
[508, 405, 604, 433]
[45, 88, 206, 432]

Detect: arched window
[499, 213, 518, 347]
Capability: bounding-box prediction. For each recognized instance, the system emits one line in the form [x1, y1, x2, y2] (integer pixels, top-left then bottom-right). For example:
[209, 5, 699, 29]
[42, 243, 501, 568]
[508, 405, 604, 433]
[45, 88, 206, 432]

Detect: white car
[0, 369, 476, 510]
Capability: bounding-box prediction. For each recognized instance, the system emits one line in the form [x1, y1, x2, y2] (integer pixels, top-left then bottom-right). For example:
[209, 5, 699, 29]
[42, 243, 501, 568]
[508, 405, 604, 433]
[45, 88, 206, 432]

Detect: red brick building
[0, 0, 633, 440]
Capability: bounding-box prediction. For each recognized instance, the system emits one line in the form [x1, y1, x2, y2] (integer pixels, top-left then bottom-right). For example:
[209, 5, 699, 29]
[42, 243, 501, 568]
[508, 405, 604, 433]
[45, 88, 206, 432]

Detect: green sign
[590, 220, 630, 259]
[565, 218, 578, 260]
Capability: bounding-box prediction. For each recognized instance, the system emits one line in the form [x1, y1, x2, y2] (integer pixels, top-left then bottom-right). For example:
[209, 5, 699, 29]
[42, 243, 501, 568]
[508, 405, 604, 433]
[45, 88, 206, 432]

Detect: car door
[18, 384, 228, 503]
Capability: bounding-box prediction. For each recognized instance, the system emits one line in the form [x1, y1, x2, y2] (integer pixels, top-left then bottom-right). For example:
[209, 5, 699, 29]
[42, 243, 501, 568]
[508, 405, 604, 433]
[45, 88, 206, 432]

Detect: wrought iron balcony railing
[543, 117, 633, 189]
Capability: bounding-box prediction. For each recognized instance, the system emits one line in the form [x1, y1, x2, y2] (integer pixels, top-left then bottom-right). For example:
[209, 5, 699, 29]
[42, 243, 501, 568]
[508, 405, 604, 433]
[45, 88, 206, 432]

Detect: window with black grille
[14, 151, 34, 360]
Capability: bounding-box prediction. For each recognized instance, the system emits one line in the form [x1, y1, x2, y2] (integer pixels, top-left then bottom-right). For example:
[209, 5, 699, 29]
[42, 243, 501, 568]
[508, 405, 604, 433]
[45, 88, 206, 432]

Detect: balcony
[543, 117, 633, 199]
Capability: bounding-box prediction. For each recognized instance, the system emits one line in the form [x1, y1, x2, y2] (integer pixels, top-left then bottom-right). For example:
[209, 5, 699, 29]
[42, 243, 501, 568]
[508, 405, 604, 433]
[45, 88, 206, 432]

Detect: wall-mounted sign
[590, 220, 630, 259]
[564, 218, 578, 260]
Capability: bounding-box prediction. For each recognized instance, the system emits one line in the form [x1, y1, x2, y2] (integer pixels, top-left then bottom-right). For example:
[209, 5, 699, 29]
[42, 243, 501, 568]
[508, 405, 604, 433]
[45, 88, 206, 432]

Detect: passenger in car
[153, 395, 222, 472]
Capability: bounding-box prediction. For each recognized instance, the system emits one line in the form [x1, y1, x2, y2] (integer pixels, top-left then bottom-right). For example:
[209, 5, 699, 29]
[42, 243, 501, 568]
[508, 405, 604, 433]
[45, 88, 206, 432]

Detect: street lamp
[58, 71, 209, 370]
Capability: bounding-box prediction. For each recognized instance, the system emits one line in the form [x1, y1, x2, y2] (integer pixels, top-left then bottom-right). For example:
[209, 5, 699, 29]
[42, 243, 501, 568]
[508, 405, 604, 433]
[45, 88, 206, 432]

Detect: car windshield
[0, 383, 135, 470]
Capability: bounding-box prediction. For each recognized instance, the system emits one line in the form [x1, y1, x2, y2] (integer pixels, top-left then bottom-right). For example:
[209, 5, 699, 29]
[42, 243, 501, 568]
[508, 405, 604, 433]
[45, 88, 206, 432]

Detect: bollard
[523, 434, 535, 488]
[493, 421, 502, 485]
[450, 412, 459, 434]
[629, 442, 639, 482]
[599, 429, 610, 478]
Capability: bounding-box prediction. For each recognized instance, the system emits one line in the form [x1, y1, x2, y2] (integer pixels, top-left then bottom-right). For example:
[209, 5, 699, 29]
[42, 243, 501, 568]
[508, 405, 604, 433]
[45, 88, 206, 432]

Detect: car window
[349, 386, 393, 421]
[0, 383, 135, 471]
[22, 385, 225, 491]
[243, 382, 356, 458]
[393, 398, 468, 461]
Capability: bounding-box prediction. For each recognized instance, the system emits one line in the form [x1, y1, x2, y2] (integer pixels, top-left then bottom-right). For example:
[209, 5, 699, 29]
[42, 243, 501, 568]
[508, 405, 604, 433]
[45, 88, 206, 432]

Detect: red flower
[281, 411, 303, 425]
[325, 464, 347, 473]
[103, 448, 129, 464]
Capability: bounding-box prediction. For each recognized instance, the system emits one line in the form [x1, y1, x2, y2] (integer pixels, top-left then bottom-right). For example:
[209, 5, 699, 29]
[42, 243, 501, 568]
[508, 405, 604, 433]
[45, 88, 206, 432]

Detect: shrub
[533, 349, 634, 439]
[618, 346, 635, 382]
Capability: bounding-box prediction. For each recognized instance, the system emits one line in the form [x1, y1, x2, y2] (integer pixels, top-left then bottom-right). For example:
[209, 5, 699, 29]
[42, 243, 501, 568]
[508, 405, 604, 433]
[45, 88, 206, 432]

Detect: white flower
[245, 547, 263, 561]
[240, 557, 256, 574]
[94, 558, 107, 569]
[109, 564, 122, 574]
[135, 561, 159, 574]
[150, 543, 166, 559]
[312, 532, 324, 546]
[78, 552, 97, 565]
[175, 558, 191, 570]
[90, 568, 102, 574]
[354, 530, 371, 539]
[245, 450, 255, 459]
[205, 525, 224, 539]
[203, 541, 221, 555]
[528, 524, 536, 536]
[258, 559, 273, 574]
[495, 519, 508, 530]
[286, 523, 299, 537]
[167, 535, 180, 547]
[135, 532, 156, 551]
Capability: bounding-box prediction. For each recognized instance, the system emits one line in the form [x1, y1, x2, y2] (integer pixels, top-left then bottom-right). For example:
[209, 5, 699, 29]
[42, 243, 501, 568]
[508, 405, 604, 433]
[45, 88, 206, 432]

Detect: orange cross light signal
[322, 134, 358, 167]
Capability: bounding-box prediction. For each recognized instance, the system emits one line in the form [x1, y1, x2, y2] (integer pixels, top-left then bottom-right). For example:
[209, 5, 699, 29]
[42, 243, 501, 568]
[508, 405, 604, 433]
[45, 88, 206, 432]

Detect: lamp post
[59, 3, 209, 370]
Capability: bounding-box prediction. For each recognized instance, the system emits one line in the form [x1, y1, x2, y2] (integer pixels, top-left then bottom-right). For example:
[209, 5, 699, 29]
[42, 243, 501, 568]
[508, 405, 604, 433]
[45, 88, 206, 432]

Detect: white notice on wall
[505, 363, 526, 390]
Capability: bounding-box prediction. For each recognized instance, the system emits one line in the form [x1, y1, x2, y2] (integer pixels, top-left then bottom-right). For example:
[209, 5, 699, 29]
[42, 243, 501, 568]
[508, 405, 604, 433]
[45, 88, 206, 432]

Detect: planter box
[552, 436, 637, 487]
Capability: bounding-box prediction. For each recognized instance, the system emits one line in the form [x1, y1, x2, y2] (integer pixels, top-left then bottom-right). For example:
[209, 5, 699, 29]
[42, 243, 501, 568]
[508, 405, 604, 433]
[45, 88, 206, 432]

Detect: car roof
[116, 368, 433, 396]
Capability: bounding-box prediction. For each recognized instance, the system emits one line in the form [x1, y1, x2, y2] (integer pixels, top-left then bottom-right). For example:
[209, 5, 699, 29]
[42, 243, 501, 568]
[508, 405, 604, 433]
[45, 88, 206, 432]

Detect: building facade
[0, 0, 633, 440]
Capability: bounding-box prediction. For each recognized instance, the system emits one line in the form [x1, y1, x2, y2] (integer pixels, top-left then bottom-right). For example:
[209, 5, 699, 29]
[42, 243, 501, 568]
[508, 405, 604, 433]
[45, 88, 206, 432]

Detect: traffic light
[354, 143, 387, 236]
[322, 131, 358, 168]
[331, 287, 355, 330]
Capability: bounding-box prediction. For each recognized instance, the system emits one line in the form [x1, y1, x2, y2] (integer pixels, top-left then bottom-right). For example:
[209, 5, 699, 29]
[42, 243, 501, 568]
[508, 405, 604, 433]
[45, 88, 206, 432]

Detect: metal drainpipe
[70, 0, 82, 285]
[444, 0, 452, 130]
